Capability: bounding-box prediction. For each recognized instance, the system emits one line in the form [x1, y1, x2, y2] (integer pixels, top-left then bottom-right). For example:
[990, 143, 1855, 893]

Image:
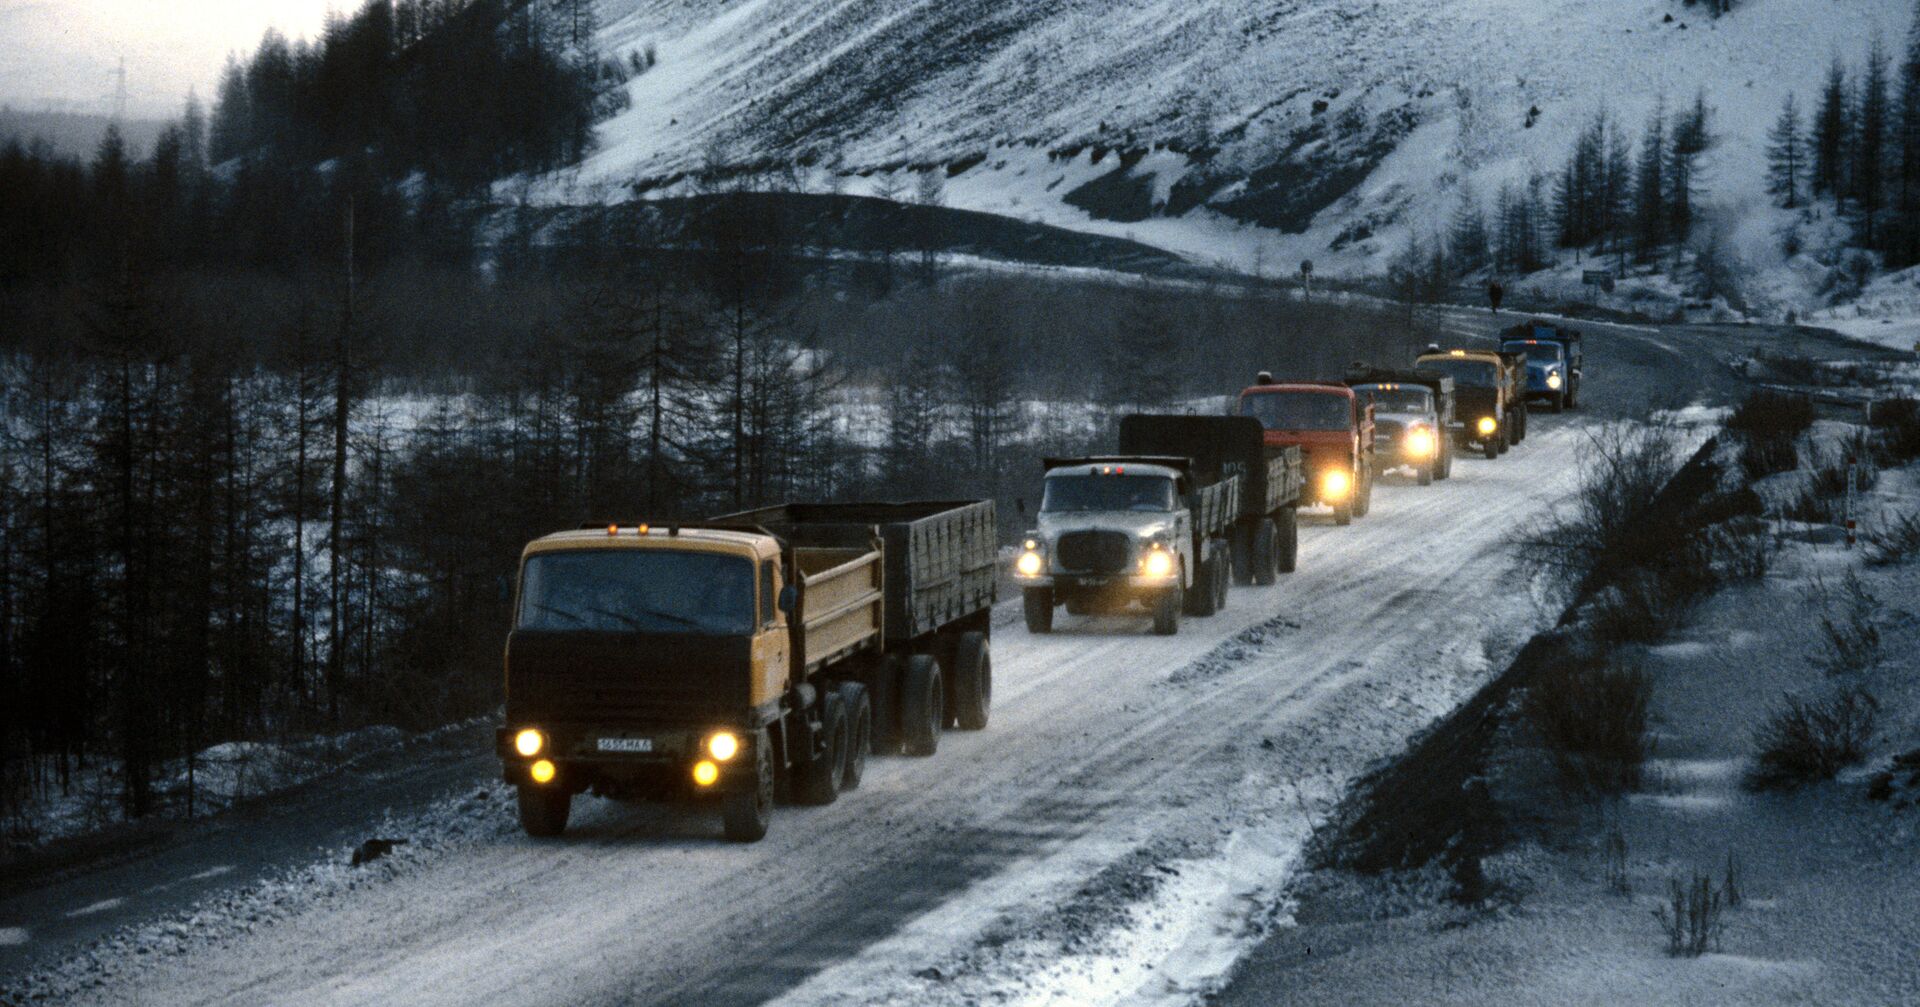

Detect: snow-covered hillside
[532, 0, 1902, 281]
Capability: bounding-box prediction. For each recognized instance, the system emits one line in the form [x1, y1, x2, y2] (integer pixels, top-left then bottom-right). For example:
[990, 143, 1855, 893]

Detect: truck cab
[1347, 376, 1451, 486]
[1415, 349, 1526, 460]
[1500, 321, 1583, 411]
[1235, 379, 1374, 525]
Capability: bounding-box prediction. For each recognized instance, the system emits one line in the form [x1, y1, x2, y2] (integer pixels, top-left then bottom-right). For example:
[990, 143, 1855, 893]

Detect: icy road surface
[26, 416, 1600, 1007]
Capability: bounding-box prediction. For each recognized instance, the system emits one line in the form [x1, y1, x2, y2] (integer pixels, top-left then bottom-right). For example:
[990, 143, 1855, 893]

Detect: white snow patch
[64, 899, 124, 918]
[0, 927, 27, 946]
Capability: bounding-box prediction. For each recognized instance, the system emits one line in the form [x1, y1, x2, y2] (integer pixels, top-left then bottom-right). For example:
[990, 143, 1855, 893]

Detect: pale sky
[0, 1, 337, 119]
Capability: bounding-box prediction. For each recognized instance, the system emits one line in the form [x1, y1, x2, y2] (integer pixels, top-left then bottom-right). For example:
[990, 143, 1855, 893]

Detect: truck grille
[1056, 531, 1132, 574]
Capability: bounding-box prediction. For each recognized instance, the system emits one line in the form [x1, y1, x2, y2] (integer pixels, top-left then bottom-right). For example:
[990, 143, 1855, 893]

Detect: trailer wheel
[794, 692, 847, 805]
[1275, 509, 1300, 575]
[1152, 587, 1182, 635]
[1253, 518, 1279, 585]
[838, 685, 871, 789]
[901, 655, 942, 756]
[516, 783, 571, 838]
[951, 632, 991, 731]
[722, 728, 775, 842]
[1022, 587, 1054, 634]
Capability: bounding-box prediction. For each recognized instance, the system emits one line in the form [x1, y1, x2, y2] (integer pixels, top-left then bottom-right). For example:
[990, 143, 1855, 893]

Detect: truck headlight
[692, 760, 720, 787]
[1141, 547, 1175, 579]
[1405, 427, 1435, 457]
[1476, 416, 1498, 436]
[1547, 371, 1563, 390]
[707, 731, 740, 761]
[1321, 468, 1351, 500]
[530, 759, 557, 784]
[514, 729, 545, 757]
[1016, 549, 1044, 577]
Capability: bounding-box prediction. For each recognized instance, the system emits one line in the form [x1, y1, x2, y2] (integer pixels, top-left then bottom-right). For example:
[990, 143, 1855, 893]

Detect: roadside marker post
[1844, 455, 1858, 549]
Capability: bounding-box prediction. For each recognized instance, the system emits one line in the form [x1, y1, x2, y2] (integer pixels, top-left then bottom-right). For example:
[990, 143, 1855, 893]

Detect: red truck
[1236, 375, 1375, 526]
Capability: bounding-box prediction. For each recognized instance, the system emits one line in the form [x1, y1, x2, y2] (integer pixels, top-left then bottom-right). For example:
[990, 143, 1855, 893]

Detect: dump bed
[1116, 415, 1304, 519]
[715, 501, 997, 644]
[1501, 321, 1584, 346]
[789, 546, 884, 675]
[1187, 479, 1241, 538]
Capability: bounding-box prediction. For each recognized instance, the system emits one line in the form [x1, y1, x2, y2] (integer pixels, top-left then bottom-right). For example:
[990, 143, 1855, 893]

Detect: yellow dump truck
[497, 501, 996, 842]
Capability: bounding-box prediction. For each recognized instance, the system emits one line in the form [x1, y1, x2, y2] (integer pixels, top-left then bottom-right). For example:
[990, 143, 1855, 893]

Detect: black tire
[838, 684, 871, 789]
[1215, 551, 1230, 611]
[1253, 518, 1279, 586]
[1353, 469, 1373, 518]
[516, 783, 571, 838]
[1417, 460, 1433, 486]
[901, 655, 942, 757]
[951, 632, 991, 731]
[1333, 497, 1353, 525]
[1230, 527, 1255, 586]
[1152, 587, 1182, 635]
[1022, 587, 1054, 634]
[1568, 385, 1579, 410]
[794, 692, 847, 805]
[1497, 427, 1510, 455]
[1514, 403, 1528, 442]
[722, 729, 774, 842]
[1185, 556, 1218, 616]
[1483, 436, 1499, 460]
[1437, 441, 1453, 480]
[1275, 509, 1299, 574]
[1549, 391, 1564, 413]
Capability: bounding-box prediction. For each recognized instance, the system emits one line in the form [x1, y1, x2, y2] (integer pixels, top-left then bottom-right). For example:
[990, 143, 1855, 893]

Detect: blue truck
[1500, 321, 1583, 413]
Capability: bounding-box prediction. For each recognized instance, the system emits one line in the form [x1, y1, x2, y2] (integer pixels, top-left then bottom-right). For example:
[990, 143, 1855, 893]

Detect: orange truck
[1235, 376, 1376, 525]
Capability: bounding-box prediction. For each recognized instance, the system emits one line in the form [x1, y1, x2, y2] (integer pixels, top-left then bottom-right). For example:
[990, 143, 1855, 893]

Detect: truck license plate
[596, 737, 653, 753]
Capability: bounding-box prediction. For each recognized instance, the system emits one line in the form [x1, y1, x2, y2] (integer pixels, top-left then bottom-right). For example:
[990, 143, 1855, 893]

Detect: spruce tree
[1767, 93, 1805, 208]
[1856, 42, 1891, 246]
[1633, 100, 1668, 261]
[1667, 91, 1712, 241]
[1449, 187, 1490, 276]
[1899, 5, 1920, 264]
[1812, 58, 1851, 197]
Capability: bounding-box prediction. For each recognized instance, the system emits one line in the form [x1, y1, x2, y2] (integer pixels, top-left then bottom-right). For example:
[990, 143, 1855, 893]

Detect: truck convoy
[1500, 321, 1584, 412]
[1414, 348, 1528, 460]
[1344, 365, 1455, 486]
[1015, 415, 1304, 636]
[1236, 375, 1375, 525]
[497, 501, 996, 842]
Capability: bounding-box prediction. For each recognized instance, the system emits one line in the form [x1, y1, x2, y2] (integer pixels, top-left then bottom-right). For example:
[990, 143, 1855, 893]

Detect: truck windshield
[1502, 342, 1563, 364]
[1238, 392, 1351, 430]
[1356, 387, 1431, 413]
[1418, 358, 1498, 389]
[517, 550, 755, 636]
[1043, 475, 1176, 512]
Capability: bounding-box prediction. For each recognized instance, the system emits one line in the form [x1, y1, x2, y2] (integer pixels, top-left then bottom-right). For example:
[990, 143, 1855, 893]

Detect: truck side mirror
[778, 585, 797, 614]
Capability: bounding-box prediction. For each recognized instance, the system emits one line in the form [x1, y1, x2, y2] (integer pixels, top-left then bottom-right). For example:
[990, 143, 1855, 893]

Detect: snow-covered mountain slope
[542, 0, 1902, 278]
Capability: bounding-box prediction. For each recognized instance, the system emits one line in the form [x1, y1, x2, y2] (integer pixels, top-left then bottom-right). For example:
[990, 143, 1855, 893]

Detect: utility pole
[109, 57, 128, 122]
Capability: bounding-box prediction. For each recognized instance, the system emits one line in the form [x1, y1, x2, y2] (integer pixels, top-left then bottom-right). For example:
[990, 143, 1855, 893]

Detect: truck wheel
[1437, 442, 1453, 480]
[1253, 519, 1279, 585]
[1549, 391, 1564, 414]
[837, 684, 871, 788]
[516, 783, 571, 838]
[1567, 385, 1579, 410]
[1353, 470, 1373, 518]
[1275, 509, 1299, 574]
[1022, 587, 1054, 634]
[1230, 527, 1255, 586]
[951, 632, 991, 731]
[1514, 404, 1528, 442]
[1214, 552, 1230, 612]
[1333, 498, 1353, 525]
[1185, 557, 1218, 617]
[901, 655, 943, 756]
[1496, 426, 1510, 455]
[794, 692, 847, 805]
[722, 729, 775, 842]
[1152, 587, 1182, 635]
[1483, 437, 1499, 460]
[1417, 460, 1434, 486]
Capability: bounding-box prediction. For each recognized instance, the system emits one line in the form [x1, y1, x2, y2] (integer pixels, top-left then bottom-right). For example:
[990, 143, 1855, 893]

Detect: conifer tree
[1632, 100, 1668, 260]
[1855, 42, 1891, 246]
[1812, 58, 1851, 197]
[1767, 93, 1805, 209]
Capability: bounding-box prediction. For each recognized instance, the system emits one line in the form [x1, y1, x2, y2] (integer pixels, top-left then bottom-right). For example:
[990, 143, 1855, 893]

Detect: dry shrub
[1748, 686, 1879, 790]
[1654, 871, 1725, 956]
[1864, 510, 1920, 566]
[1869, 397, 1920, 463]
[1811, 573, 1881, 675]
[1523, 659, 1652, 794]
[1728, 390, 1813, 480]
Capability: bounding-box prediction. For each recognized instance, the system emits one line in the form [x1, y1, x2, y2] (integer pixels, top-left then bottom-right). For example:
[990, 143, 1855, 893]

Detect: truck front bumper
[498, 723, 759, 797]
[1019, 573, 1181, 591]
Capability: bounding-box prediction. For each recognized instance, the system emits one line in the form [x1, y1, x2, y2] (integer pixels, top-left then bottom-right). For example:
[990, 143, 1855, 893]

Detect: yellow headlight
[692, 760, 720, 787]
[1547, 372, 1563, 390]
[1322, 469, 1351, 499]
[1142, 548, 1174, 578]
[1406, 428, 1435, 457]
[1016, 550, 1044, 576]
[529, 759, 556, 784]
[1477, 416, 1498, 436]
[707, 731, 740, 761]
[514, 729, 545, 757]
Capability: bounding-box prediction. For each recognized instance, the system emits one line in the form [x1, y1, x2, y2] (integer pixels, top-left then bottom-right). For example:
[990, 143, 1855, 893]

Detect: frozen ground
[1216, 419, 1920, 1006]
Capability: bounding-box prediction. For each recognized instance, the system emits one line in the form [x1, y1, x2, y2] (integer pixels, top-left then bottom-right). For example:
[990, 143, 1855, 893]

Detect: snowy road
[13, 415, 1599, 1007]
